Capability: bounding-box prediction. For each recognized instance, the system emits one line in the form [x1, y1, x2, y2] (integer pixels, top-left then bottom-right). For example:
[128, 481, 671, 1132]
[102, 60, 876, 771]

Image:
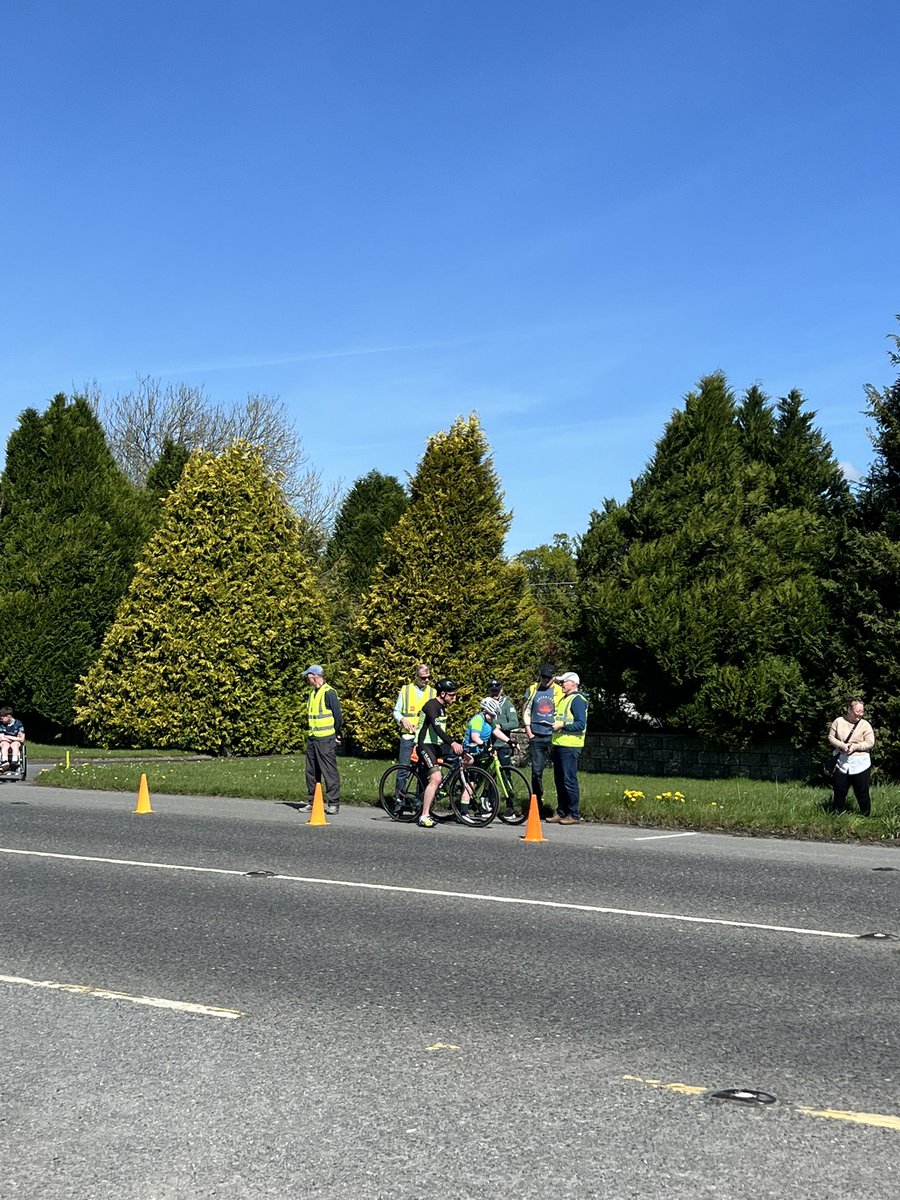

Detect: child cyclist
[463, 697, 516, 819]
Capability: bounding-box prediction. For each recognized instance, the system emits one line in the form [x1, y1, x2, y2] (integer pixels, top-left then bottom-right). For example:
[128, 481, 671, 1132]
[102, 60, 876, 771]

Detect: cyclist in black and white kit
[416, 677, 464, 828]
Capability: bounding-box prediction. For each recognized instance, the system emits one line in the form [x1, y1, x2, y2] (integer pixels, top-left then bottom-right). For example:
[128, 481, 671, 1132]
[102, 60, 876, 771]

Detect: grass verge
[32, 755, 900, 843]
[26, 743, 208, 761]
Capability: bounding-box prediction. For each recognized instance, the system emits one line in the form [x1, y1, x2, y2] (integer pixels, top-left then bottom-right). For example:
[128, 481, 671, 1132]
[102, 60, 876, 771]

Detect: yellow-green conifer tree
[76, 442, 330, 754]
[344, 415, 544, 751]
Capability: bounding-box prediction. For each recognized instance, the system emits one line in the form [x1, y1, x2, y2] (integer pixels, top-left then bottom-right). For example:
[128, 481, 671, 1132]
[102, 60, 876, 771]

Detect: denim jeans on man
[529, 736, 553, 800]
[551, 745, 581, 820]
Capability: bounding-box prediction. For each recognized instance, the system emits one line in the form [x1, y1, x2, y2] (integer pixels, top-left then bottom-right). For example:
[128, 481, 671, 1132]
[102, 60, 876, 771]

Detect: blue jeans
[551, 746, 581, 819]
[396, 737, 416, 791]
[528, 736, 553, 800]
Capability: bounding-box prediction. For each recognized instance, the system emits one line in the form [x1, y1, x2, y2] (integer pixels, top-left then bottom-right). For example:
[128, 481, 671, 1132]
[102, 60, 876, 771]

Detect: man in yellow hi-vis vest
[547, 671, 588, 826]
[301, 664, 342, 815]
[392, 664, 436, 792]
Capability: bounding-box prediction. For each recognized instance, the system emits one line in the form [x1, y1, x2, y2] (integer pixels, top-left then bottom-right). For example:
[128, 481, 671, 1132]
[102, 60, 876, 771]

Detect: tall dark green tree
[76, 441, 330, 754]
[858, 318, 900, 537]
[576, 373, 849, 744]
[344, 415, 544, 751]
[0, 394, 151, 737]
[842, 318, 900, 769]
[145, 437, 191, 503]
[325, 470, 408, 600]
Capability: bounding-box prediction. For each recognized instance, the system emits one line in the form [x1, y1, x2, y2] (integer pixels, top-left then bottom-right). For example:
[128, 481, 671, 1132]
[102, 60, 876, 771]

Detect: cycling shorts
[418, 744, 459, 773]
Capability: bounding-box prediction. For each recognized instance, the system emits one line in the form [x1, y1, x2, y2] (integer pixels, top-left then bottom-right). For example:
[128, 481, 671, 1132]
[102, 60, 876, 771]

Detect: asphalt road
[0, 783, 897, 1199]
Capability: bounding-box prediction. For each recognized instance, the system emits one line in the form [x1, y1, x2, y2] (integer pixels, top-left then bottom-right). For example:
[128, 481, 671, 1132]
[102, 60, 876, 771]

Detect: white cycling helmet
[480, 697, 502, 718]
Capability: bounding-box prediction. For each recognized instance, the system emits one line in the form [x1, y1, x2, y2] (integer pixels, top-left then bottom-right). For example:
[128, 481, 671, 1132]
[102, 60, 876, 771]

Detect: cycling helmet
[435, 677, 459, 694]
[480, 697, 502, 717]
[487, 678, 502, 693]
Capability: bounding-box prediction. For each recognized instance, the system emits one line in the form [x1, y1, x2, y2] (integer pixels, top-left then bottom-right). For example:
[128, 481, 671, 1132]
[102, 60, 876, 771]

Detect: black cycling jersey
[416, 697, 455, 750]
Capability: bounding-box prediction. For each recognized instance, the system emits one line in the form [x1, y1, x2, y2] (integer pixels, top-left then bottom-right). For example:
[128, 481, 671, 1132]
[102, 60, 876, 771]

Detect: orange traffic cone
[521, 794, 544, 843]
[133, 773, 153, 814]
[307, 781, 330, 826]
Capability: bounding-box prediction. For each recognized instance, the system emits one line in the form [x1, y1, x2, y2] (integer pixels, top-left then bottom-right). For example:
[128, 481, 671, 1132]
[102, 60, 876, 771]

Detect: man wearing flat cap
[548, 671, 588, 825]
[301, 664, 342, 815]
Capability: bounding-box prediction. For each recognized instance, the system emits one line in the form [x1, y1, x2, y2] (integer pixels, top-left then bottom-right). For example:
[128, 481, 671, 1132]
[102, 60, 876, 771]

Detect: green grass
[33, 754, 900, 843]
[26, 743, 208, 761]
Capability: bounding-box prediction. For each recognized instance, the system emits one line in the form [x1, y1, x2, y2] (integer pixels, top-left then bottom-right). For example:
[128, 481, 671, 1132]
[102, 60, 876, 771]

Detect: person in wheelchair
[0, 707, 25, 772]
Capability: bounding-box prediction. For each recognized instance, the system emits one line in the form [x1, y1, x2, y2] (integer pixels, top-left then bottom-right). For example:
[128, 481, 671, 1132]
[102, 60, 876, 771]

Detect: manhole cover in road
[857, 931, 899, 940]
[710, 1089, 777, 1106]
[245, 870, 276, 878]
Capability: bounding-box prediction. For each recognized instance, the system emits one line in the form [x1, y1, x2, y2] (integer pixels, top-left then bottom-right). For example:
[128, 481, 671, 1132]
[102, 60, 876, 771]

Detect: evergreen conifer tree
[842, 319, 900, 770]
[145, 437, 191, 502]
[75, 441, 331, 754]
[859, 319, 900, 536]
[325, 470, 408, 600]
[0, 393, 150, 737]
[576, 374, 848, 743]
[344, 415, 544, 751]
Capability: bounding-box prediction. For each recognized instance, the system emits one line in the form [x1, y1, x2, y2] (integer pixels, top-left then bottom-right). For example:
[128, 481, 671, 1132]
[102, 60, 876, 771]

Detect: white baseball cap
[556, 671, 580, 685]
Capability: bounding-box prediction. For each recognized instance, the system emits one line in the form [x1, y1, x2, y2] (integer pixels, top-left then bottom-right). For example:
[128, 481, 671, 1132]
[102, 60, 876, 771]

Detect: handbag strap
[835, 717, 862, 746]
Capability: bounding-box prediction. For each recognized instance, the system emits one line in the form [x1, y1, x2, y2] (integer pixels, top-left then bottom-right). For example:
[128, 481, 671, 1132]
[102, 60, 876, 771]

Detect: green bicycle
[476, 743, 533, 825]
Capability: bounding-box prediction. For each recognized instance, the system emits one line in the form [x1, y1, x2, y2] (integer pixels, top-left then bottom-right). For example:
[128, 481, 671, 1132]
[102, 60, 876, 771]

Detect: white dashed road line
[633, 831, 700, 841]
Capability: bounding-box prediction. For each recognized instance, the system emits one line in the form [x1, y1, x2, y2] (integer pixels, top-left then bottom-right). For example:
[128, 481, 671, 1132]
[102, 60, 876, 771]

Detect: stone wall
[512, 730, 813, 781]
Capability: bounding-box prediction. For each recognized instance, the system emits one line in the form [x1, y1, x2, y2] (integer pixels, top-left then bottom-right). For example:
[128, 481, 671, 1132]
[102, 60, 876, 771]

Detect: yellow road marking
[795, 1107, 900, 1131]
[623, 1073, 707, 1095]
[0, 973, 243, 1019]
[624, 1075, 899, 1131]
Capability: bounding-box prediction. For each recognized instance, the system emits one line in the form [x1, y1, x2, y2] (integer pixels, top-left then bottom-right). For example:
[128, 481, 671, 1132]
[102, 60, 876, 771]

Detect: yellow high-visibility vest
[308, 684, 336, 738]
[552, 691, 588, 748]
[400, 682, 436, 721]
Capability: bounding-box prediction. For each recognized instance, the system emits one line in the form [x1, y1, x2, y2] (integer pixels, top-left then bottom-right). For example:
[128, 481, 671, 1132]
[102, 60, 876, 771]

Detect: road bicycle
[378, 750, 499, 827]
[475, 743, 532, 825]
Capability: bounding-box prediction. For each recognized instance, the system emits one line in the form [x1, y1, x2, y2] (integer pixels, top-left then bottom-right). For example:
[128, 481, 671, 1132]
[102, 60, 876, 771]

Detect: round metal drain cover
[710, 1089, 776, 1106]
[245, 870, 276, 878]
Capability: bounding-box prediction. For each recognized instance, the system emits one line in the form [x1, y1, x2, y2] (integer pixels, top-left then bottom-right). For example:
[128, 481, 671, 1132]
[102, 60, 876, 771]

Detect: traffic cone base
[521, 794, 544, 843]
[133, 772, 153, 814]
[308, 782, 330, 826]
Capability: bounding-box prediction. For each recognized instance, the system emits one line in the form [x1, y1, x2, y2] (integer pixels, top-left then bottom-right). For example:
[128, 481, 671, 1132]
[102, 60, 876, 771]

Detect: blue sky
[2, 0, 898, 553]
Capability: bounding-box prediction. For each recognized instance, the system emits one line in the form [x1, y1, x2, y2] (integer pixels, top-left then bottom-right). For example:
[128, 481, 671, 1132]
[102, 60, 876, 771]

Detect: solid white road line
[0, 972, 243, 1018]
[633, 832, 699, 841]
[0, 845, 860, 940]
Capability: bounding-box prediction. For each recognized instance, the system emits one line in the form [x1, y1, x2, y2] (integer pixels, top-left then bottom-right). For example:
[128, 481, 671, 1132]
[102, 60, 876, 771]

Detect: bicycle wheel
[449, 764, 499, 827]
[495, 766, 532, 825]
[378, 763, 423, 823]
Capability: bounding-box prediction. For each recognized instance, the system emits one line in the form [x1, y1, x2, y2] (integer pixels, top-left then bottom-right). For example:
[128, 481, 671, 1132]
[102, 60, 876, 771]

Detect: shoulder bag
[824, 718, 861, 778]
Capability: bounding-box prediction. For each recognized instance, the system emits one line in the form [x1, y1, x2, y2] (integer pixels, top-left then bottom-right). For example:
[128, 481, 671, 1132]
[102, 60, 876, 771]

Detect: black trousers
[305, 735, 340, 805]
[832, 765, 871, 817]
